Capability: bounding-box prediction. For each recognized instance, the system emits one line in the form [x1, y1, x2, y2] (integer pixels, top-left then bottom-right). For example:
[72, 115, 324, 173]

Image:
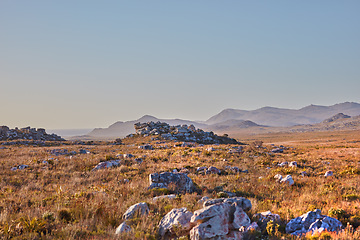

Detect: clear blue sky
[1, 1, 359, 129]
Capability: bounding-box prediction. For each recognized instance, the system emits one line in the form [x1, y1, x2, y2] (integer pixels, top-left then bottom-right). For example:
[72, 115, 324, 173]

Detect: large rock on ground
[149, 172, 196, 193]
[190, 198, 252, 240]
[203, 197, 252, 211]
[122, 202, 149, 220]
[158, 207, 193, 239]
[115, 222, 131, 234]
[286, 209, 343, 236]
[253, 211, 281, 231]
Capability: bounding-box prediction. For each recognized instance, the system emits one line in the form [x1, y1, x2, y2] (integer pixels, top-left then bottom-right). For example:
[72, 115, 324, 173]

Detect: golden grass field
[1, 130, 360, 239]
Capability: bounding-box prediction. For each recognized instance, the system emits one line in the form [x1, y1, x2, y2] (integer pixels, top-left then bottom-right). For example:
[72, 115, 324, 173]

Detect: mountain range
[76, 102, 360, 140]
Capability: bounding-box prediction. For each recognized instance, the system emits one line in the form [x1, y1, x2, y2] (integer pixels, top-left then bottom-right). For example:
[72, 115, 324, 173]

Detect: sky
[1, 1, 360, 129]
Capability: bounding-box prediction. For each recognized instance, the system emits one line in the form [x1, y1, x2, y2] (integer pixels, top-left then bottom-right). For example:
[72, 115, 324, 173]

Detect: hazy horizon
[2, 1, 360, 129]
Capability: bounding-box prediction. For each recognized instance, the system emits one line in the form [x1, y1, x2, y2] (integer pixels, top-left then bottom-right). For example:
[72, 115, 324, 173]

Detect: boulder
[158, 208, 193, 239]
[280, 175, 294, 186]
[203, 197, 252, 211]
[324, 171, 333, 177]
[91, 160, 121, 171]
[286, 209, 342, 236]
[189, 197, 252, 239]
[206, 166, 221, 174]
[149, 172, 196, 193]
[253, 211, 281, 231]
[289, 161, 298, 167]
[123, 202, 149, 220]
[190, 204, 231, 239]
[115, 222, 131, 234]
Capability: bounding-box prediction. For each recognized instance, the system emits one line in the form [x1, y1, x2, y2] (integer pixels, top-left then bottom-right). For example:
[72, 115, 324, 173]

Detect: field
[1, 130, 360, 239]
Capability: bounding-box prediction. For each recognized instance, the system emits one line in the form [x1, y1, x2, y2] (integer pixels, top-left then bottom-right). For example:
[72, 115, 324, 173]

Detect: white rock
[123, 202, 149, 220]
[280, 175, 294, 186]
[324, 171, 333, 177]
[158, 207, 193, 238]
[152, 194, 176, 203]
[115, 222, 131, 234]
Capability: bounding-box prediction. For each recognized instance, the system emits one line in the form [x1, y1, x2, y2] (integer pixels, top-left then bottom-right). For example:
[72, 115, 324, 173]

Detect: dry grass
[0, 131, 360, 239]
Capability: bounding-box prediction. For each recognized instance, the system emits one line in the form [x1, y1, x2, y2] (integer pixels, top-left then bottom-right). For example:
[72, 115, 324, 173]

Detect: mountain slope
[206, 102, 360, 126]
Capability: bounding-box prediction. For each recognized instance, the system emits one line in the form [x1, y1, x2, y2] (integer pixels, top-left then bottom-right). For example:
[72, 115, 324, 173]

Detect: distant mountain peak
[322, 113, 351, 123]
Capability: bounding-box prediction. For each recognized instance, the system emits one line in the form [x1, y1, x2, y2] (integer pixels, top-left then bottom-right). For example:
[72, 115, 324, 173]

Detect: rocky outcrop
[134, 121, 240, 144]
[0, 126, 64, 141]
[158, 208, 194, 239]
[149, 172, 196, 193]
[286, 209, 343, 236]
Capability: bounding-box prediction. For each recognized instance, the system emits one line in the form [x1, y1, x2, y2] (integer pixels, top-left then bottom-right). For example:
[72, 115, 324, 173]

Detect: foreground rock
[158, 208, 193, 239]
[286, 209, 343, 236]
[122, 202, 149, 220]
[190, 197, 252, 240]
[253, 211, 281, 232]
[0, 126, 64, 141]
[149, 172, 196, 193]
[134, 121, 240, 144]
[115, 222, 131, 234]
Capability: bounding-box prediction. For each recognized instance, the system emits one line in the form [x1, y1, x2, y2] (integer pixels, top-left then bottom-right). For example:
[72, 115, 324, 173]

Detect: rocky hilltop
[0, 126, 64, 141]
[133, 121, 240, 144]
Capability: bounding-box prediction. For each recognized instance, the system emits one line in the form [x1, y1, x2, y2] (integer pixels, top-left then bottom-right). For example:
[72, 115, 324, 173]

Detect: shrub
[58, 209, 72, 223]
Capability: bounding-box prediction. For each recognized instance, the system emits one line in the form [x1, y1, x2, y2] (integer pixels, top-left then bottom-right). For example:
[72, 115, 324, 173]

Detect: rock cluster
[157, 197, 254, 240]
[0, 126, 64, 141]
[133, 121, 240, 144]
[286, 209, 343, 236]
[149, 172, 196, 193]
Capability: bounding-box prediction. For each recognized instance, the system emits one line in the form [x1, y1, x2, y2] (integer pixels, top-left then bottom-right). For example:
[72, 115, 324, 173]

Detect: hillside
[206, 102, 360, 126]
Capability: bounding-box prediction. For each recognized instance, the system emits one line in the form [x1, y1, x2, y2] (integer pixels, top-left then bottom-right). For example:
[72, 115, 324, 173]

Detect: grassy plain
[0, 130, 360, 239]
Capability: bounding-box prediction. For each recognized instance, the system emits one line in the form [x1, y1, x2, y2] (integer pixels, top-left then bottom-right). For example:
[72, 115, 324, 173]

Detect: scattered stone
[50, 149, 69, 156]
[91, 160, 121, 171]
[158, 208, 193, 239]
[206, 166, 221, 174]
[135, 158, 143, 164]
[11, 164, 29, 170]
[153, 194, 176, 203]
[272, 148, 284, 153]
[300, 171, 308, 177]
[123, 202, 149, 220]
[138, 144, 153, 150]
[123, 154, 134, 159]
[274, 174, 283, 181]
[196, 167, 207, 172]
[278, 162, 288, 167]
[324, 171, 333, 177]
[286, 209, 343, 236]
[115, 222, 131, 234]
[149, 172, 196, 193]
[280, 175, 294, 186]
[79, 149, 90, 154]
[289, 161, 298, 167]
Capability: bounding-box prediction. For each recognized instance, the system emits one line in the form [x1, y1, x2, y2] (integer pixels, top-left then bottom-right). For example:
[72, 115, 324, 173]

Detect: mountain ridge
[73, 102, 360, 140]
